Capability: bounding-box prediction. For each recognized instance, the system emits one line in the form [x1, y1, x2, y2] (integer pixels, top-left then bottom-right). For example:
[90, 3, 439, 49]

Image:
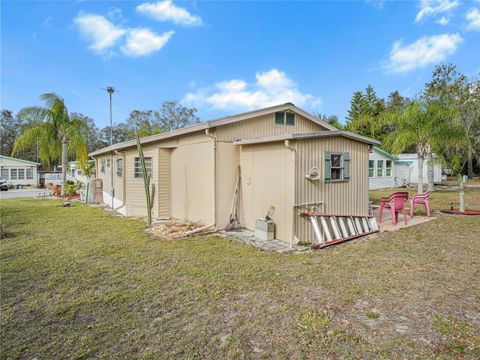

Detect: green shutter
[285, 112, 295, 126]
[324, 151, 331, 182]
[343, 152, 350, 180]
[275, 112, 285, 124]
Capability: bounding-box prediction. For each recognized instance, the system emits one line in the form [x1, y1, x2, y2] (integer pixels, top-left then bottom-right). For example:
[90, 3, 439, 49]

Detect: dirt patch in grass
[1, 190, 479, 359]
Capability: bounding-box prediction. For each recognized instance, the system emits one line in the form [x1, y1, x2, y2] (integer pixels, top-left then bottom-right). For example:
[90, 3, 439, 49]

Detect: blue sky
[2, 0, 479, 127]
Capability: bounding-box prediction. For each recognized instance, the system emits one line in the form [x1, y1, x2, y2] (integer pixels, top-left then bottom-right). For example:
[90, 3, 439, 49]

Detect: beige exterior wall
[239, 142, 295, 243]
[95, 153, 126, 210]
[170, 138, 214, 224]
[215, 113, 327, 142]
[158, 148, 171, 218]
[91, 110, 369, 244]
[215, 142, 240, 228]
[294, 137, 370, 243]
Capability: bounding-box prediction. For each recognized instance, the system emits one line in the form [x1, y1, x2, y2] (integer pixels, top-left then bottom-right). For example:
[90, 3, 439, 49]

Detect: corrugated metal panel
[216, 113, 328, 142]
[294, 137, 369, 243]
[158, 148, 171, 218]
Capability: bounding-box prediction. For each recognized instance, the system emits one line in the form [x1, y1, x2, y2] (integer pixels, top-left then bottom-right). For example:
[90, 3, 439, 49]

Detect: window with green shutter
[324, 152, 350, 182]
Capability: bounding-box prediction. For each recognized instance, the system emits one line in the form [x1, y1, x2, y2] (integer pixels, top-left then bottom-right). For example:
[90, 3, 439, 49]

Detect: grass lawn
[1, 189, 480, 359]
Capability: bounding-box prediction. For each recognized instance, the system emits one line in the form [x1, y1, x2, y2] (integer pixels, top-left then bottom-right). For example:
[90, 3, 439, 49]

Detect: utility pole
[104, 86, 116, 210]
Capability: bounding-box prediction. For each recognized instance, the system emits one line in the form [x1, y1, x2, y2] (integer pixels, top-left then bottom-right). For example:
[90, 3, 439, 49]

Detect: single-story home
[0, 155, 39, 187]
[368, 146, 397, 190]
[66, 160, 94, 185]
[395, 153, 443, 186]
[90, 103, 379, 246]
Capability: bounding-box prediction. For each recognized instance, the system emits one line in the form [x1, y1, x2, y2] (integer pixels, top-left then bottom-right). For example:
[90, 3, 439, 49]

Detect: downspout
[205, 128, 217, 230]
[284, 140, 297, 248]
[113, 150, 126, 211]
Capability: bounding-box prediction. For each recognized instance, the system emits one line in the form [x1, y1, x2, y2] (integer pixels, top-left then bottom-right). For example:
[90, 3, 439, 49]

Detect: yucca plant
[135, 130, 155, 226]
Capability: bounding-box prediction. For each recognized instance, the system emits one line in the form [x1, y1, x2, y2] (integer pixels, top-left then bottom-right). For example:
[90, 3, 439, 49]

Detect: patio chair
[379, 191, 409, 225]
[410, 191, 432, 218]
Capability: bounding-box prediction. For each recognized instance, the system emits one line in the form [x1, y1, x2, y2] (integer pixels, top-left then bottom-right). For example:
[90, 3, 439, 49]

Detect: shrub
[64, 182, 81, 196]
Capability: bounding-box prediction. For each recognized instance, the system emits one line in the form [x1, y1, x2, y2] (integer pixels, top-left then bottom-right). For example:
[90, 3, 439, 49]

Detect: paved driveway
[0, 189, 52, 199]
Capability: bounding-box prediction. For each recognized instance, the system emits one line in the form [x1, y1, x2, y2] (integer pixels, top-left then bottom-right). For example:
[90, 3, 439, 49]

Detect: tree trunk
[467, 153, 474, 178]
[417, 156, 424, 194]
[426, 152, 434, 192]
[459, 177, 465, 212]
[61, 141, 68, 196]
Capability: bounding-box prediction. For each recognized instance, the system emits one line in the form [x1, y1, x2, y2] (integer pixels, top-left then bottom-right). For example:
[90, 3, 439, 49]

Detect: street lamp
[103, 86, 117, 210]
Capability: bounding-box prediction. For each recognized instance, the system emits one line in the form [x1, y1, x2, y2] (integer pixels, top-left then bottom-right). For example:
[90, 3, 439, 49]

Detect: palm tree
[13, 93, 88, 195]
[383, 101, 458, 193]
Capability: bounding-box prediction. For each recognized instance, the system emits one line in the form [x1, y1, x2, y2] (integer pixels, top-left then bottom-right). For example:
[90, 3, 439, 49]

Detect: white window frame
[26, 168, 33, 179]
[385, 160, 392, 177]
[369, 160, 375, 178]
[100, 160, 105, 173]
[330, 153, 344, 181]
[1, 168, 9, 179]
[134, 157, 152, 178]
[11, 169, 18, 180]
[377, 160, 384, 177]
[116, 158, 123, 177]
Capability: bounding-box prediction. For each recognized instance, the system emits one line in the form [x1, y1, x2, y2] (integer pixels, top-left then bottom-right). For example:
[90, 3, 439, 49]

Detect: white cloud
[74, 12, 126, 53]
[415, 0, 459, 22]
[466, 8, 480, 30]
[182, 69, 322, 112]
[121, 29, 174, 57]
[384, 33, 463, 74]
[136, 1, 202, 26]
[364, 0, 386, 9]
[436, 16, 450, 25]
[43, 16, 53, 29]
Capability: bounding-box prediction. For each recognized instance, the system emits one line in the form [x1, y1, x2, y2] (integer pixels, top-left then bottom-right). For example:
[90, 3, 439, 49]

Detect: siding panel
[216, 113, 328, 142]
[294, 137, 369, 243]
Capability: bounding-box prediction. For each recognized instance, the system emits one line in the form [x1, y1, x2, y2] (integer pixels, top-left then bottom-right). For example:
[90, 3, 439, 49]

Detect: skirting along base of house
[102, 191, 126, 216]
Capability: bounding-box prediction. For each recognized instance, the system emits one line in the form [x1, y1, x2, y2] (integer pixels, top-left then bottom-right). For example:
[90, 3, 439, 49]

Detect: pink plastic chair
[410, 191, 432, 217]
[379, 192, 409, 225]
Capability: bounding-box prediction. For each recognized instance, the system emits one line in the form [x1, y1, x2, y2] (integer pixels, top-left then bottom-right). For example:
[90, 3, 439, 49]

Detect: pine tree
[345, 91, 366, 123]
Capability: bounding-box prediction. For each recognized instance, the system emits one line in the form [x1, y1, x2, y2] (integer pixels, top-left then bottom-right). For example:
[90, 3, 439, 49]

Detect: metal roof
[233, 131, 381, 146]
[89, 103, 338, 157]
[372, 146, 398, 160]
[0, 155, 40, 165]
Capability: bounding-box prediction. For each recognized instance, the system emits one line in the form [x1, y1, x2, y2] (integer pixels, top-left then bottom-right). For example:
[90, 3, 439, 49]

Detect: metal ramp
[301, 212, 379, 249]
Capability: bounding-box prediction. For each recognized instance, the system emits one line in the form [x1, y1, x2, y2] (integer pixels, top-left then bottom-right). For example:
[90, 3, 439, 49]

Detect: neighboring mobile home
[0, 155, 39, 187]
[395, 154, 443, 186]
[66, 160, 94, 185]
[368, 146, 397, 190]
[90, 103, 379, 246]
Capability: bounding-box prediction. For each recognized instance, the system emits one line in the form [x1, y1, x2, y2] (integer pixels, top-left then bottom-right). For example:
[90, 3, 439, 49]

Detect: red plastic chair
[379, 192, 409, 225]
[410, 191, 432, 217]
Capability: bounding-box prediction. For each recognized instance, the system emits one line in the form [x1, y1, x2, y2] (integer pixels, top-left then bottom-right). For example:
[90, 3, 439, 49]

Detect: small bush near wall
[64, 180, 81, 196]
